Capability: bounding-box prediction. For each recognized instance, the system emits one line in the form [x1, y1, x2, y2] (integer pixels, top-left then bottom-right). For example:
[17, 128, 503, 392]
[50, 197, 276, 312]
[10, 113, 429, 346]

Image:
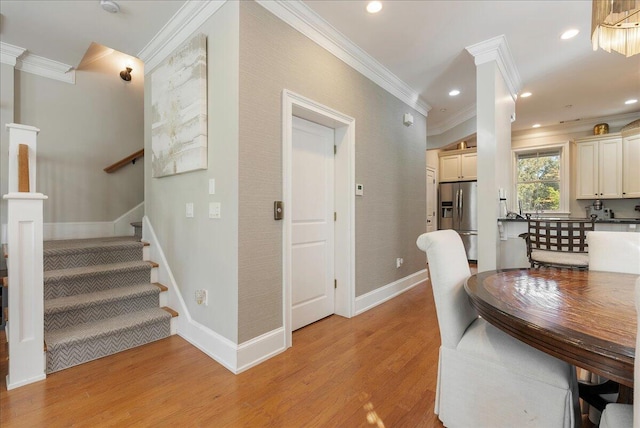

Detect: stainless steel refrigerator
[438, 181, 478, 261]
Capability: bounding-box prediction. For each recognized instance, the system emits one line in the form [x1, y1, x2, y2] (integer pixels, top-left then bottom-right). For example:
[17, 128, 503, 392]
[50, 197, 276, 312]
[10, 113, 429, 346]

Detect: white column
[3, 192, 48, 389]
[6, 123, 40, 193]
[466, 36, 520, 272]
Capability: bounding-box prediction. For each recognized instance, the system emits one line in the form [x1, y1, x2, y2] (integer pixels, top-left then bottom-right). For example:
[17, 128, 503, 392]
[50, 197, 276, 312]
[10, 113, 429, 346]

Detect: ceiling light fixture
[366, 1, 382, 14]
[625, 98, 638, 104]
[520, 92, 532, 98]
[448, 89, 460, 96]
[561, 29, 580, 39]
[100, 0, 120, 14]
[532, 124, 541, 128]
[592, 0, 640, 57]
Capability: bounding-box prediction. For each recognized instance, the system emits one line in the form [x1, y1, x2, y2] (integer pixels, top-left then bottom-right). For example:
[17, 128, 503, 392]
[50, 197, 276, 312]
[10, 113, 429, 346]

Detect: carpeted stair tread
[45, 307, 171, 349]
[44, 236, 141, 253]
[45, 284, 160, 316]
[44, 260, 152, 282]
[44, 237, 144, 271]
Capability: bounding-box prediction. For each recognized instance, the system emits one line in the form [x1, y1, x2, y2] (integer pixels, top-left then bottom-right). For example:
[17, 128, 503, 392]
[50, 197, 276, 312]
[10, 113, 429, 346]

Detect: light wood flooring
[0, 265, 593, 427]
[1, 279, 444, 427]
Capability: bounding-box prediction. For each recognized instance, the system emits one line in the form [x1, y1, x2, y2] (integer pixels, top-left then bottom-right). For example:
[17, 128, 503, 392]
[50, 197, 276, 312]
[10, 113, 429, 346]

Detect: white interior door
[291, 116, 335, 331]
[426, 167, 437, 232]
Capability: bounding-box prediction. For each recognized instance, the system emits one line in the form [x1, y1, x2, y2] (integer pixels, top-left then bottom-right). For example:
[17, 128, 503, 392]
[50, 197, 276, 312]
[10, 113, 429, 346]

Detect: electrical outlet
[195, 289, 208, 306]
[396, 258, 404, 268]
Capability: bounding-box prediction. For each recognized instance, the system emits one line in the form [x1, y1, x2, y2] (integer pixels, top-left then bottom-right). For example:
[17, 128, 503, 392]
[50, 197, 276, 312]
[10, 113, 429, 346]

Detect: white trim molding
[355, 269, 428, 315]
[17, 53, 75, 84]
[428, 103, 477, 137]
[143, 216, 287, 374]
[466, 35, 521, 102]
[258, 0, 430, 117]
[138, 0, 227, 73]
[282, 89, 356, 349]
[0, 42, 26, 67]
[236, 328, 286, 373]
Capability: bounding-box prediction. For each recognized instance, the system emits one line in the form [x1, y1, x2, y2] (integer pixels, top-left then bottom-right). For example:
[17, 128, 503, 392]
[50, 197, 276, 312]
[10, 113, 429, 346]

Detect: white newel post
[3, 123, 47, 389]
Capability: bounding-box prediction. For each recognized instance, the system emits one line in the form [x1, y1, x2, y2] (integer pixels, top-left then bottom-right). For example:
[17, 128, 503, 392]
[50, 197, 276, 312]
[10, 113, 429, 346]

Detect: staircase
[42, 235, 176, 373]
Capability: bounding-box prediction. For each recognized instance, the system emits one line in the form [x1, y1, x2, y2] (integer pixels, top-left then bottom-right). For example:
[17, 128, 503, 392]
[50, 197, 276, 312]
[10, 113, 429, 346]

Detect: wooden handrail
[104, 149, 144, 173]
[18, 144, 30, 192]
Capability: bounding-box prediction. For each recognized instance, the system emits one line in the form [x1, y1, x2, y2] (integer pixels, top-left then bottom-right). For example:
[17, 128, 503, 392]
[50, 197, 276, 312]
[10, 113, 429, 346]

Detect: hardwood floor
[1, 280, 445, 427]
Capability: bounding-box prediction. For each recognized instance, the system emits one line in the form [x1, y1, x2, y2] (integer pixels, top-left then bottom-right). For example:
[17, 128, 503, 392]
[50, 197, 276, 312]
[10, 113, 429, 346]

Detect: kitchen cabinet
[622, 128, 640, 198]
[575, 134, 622, 199]
[439, 149, 477, 182]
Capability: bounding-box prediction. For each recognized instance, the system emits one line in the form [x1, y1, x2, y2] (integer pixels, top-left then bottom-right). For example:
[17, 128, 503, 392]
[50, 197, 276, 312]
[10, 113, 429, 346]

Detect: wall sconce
[120, 66, 132, 81]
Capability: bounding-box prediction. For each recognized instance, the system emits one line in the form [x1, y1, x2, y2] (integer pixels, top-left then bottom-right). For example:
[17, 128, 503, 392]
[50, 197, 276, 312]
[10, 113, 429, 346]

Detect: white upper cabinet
[439, 149, 477, 182]
[575, 134, 622, 199]
[622, 129, 640, 198]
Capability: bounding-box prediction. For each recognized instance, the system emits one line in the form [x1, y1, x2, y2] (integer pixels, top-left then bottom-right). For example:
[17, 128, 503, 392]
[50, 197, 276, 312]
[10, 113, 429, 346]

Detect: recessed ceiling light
[532, 124, 541, 128]
[366, 1, 382, 13]
[449, 89, 460, 96]
[561, 29, 579, 40]
[440, 108, 447, 112]
[625, 99, 638, 105]
[520, 92, 532, 98]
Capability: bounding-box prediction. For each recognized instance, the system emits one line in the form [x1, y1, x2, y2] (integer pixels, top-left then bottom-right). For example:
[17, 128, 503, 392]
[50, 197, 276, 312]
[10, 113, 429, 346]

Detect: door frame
[282, 89, 355, 348]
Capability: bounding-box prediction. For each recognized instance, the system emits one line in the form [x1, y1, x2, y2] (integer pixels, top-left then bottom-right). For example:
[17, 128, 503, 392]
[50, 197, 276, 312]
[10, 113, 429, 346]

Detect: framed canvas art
[151, 33, 207, 177]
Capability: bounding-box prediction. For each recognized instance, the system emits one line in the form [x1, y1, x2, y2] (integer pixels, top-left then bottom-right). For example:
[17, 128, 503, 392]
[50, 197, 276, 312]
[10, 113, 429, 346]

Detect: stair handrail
[104, 149, 144, 173]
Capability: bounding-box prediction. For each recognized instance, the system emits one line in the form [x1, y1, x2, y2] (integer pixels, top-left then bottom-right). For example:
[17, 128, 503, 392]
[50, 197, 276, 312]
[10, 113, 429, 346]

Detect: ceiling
[1, 0, 639, 137]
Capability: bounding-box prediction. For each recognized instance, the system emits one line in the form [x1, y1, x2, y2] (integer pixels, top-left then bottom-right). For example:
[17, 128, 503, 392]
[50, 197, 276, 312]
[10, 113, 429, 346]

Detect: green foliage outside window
[516, 151, 561, 212]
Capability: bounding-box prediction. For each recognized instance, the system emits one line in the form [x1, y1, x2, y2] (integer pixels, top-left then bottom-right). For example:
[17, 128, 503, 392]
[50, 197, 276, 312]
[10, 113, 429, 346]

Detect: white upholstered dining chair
[598, 278, 640, 428]
[587, 231, 640, 275]
[582, 231, 640, 423]
[416, 229, 580, 428]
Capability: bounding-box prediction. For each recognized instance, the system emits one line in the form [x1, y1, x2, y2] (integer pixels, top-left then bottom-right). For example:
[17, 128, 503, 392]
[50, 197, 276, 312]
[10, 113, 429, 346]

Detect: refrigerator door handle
[459, 188, 464, 222]
[458, 232, 477, 236]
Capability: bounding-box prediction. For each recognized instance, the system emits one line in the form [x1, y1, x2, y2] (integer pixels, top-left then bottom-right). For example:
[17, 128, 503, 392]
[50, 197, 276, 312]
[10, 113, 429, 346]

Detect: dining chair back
[587, 231, 640, 275]
[520, 219, 594, 268]
[417, 229, 580, 428]
[598, 277, 640, 428]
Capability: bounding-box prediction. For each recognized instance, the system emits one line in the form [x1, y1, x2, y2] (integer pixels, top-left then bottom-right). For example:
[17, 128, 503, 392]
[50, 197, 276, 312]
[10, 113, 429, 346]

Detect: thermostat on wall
[356, 183, 364, 196]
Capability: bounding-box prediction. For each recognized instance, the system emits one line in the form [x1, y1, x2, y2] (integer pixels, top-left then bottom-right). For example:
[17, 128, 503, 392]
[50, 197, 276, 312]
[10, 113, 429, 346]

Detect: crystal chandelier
[592, 0, 640, 57]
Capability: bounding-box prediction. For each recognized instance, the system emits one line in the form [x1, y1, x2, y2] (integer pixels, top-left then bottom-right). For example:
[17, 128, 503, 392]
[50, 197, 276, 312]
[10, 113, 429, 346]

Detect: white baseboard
[354, 269, 428, 315]
[42, 202, 145, 241]
[142, 216, 240, 373]
[44, 222, 114, 240]
[6, 372, 46, 391]
[236, 328, 286, 374]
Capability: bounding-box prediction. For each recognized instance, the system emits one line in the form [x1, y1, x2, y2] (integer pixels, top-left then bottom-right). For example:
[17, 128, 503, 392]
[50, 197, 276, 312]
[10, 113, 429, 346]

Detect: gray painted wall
[144, 1, 240, 342]
[1, 63, 15, 270]
[237, 2, 427, 342]
[143, 0, 427, 344]
[14, 54, 144, 223]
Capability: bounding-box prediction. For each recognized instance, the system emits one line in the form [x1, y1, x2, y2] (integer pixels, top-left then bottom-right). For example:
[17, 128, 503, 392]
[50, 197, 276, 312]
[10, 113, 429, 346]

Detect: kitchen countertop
[498, 217, 640, 224]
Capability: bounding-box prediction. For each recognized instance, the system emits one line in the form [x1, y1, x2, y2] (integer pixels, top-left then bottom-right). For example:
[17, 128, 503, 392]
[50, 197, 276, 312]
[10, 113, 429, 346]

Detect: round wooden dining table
[465, 268, 638, 388]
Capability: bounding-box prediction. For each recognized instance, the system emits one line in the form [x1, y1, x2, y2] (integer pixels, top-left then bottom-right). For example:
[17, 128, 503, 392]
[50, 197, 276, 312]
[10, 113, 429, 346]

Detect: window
[512, 143, 569, 215]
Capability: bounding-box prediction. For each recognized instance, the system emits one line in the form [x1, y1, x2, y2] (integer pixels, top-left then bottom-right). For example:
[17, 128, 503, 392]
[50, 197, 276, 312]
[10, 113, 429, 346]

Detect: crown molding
[427, 103, 477, 136]
[138, 0, 227, 73]
[17, 53, 75, 84]
[256, 0, 431, 117]
[512, 111, 640, 142]
[466, 35, 521, 102]
[0, 42, 26, 66]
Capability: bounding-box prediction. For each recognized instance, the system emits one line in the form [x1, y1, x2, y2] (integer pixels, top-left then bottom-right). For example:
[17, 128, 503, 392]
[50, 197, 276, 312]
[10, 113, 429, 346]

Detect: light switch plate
[355, 183, 364, 196]
[208, 178, 215, 195]
[209, 202, 221, 219]
[186, 203, 194, 218]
